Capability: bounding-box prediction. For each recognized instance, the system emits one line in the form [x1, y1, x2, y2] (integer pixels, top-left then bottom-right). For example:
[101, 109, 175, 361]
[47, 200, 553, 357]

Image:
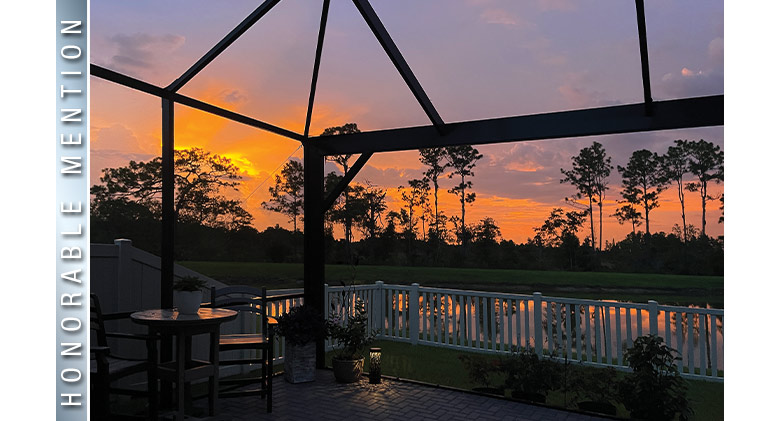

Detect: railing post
[323, 283, 329, 316]
[648, 300, 658, 337]
[114, 239, 136, 311]
[533, 292, 543, 356]
[374, 281, 384, 338]
[409, 283, 420, 345]
[323, 283, 330, 350]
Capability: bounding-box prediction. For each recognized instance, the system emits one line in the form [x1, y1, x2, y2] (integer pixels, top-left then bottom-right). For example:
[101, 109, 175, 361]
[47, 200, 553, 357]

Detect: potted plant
[619, 334, 693, 421]
[569, 364, 619, 415]
[173, 276, 207, 314]
[458, 354, 504, 396]
[501, 346, 561, 403]
[276, 305, 328, 383]
[327, 299, 376, 383]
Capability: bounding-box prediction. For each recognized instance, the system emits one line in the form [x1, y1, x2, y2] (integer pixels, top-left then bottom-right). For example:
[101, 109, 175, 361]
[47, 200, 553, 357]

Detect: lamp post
[369, 347, 382, 384]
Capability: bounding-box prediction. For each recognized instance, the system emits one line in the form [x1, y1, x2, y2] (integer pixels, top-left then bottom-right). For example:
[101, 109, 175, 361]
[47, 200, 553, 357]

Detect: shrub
[501, 347, 561, 397]
[620, 335, 693, 421]
[328, 299, 376, 360]
[458, 354, 501, 390]
[276, 305, 329, 347]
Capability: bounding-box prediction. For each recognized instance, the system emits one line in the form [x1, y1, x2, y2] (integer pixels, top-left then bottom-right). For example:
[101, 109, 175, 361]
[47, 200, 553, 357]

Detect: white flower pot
[173, 290, 203, 314]
[284, 342, 316, 383]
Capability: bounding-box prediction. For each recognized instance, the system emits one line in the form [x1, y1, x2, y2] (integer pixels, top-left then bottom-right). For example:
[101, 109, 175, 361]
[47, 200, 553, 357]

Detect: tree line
[89, 123, 723, 275]
[556, 139, 723, 250]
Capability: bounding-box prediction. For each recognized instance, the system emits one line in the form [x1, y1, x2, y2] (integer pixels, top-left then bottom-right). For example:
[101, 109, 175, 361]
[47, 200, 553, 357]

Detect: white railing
[265, 290, 305, 364]
[323, 282, 724, 382]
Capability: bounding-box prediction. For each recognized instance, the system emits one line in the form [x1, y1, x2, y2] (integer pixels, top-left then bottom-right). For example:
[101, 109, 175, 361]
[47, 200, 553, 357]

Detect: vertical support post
[160, 98, 175, 405]
[323, 283, 329, 315]
[303, 144, 325, 368]
[409, 283, 420, 345]
[648, 300, 659, 336]
[374, 281, 384, 337]
[323, 283, 329, 350]
[533, 292, 543, 356]
[161, 99, 175, 309]
[114, 239, 135, 311]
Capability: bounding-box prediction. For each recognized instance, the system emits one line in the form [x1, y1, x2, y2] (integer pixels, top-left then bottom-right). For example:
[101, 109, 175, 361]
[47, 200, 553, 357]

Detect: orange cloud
[505, 161, 544, 172]
[681, 67, 704, 77]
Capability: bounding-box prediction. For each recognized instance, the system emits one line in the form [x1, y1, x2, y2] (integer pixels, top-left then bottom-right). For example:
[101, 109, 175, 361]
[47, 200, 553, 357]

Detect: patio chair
[90, 293, 158, 420]
[208, 286, 276, 413]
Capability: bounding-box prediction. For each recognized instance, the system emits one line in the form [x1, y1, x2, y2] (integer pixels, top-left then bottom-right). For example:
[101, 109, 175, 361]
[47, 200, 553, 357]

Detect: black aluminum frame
[90, 0, 724, 367]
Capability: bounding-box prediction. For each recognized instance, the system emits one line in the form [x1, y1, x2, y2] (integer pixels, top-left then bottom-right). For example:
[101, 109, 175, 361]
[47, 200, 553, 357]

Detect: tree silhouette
[618, 149, 665, 234]
[672, 223, 700, 243]
[419, 147, 449, 243]
[262, 159, 304, 232]
[685, 139, 724, 238]
[612, 204, 643, 234]
[560, 142, 613, 251]
[322, 123, 361, 246]
[661, 140, 692, 244]
[356, 182, 387, 240]
[471, 217, 502, 244]
[532, 208, 588, 248]
[91, 147, 252, 230]
[445, 145, 483, 245]
[398, 178, 429, 240]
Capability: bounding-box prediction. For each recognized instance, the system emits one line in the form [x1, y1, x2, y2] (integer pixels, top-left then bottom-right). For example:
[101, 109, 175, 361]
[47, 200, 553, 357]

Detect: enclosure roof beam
[166, 0, 282, 92]
[308, 95, 724, 155]
[322, 152, 374, 212]
[90, 64, 304, 142]
[304, 0, 331, 138]
[634, 0, 653, 115]
[352, 0, 446, 134]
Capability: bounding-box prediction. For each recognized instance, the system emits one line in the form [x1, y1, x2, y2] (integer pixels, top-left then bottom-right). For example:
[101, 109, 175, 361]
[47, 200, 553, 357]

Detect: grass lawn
[180, 261, 723, 307]
[325, 340, 723, 420]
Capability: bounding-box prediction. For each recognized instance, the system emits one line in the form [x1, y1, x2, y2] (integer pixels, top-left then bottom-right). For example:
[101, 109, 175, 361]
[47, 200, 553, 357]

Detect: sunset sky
[89, 0, 724, 244]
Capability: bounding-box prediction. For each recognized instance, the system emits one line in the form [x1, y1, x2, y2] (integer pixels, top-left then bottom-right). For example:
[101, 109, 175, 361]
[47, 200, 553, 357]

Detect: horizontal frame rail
[90, 64, 304, 142]
[309, 95, 724, 155]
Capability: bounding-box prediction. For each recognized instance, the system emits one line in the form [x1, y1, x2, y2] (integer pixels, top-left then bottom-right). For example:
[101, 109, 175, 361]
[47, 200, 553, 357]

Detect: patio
[192, 370, 609, 421]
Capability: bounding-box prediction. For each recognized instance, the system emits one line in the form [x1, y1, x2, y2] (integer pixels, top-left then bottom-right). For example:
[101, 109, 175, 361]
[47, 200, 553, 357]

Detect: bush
[276, 305, 329, 347]
[501, 347, 561, 397]
[458, 354, 501, 390]
[568, 364, 619, 414]
[620, 335, 693, 421]
[328, 299, 376, 360]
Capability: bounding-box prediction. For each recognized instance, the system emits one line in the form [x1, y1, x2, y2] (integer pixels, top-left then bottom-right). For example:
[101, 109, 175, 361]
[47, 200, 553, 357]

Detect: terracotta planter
[173, 290, 202, 314]
[284, 343, 316, 383]
[332, 357, 364, 383]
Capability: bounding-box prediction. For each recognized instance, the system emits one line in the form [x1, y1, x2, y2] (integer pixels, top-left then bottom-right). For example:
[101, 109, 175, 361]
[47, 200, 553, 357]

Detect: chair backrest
[91, 293, 108, 348]
[210, 286, 269, 334]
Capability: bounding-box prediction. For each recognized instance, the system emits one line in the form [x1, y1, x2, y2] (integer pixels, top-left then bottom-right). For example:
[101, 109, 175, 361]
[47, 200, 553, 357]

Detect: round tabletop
[131, 308, 238, 328]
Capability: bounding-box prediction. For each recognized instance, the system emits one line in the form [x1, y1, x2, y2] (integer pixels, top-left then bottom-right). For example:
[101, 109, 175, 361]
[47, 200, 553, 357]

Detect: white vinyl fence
[323, 282, 723, 382]
[93, 241, 723, 382]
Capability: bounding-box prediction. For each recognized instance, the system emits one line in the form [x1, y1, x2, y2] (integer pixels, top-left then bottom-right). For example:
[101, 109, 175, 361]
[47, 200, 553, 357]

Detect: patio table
[131, 308, 237, 420]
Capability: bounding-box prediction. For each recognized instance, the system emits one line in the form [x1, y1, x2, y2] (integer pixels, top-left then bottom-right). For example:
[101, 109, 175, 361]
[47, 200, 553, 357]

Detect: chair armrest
[91, 346, 110, 356]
